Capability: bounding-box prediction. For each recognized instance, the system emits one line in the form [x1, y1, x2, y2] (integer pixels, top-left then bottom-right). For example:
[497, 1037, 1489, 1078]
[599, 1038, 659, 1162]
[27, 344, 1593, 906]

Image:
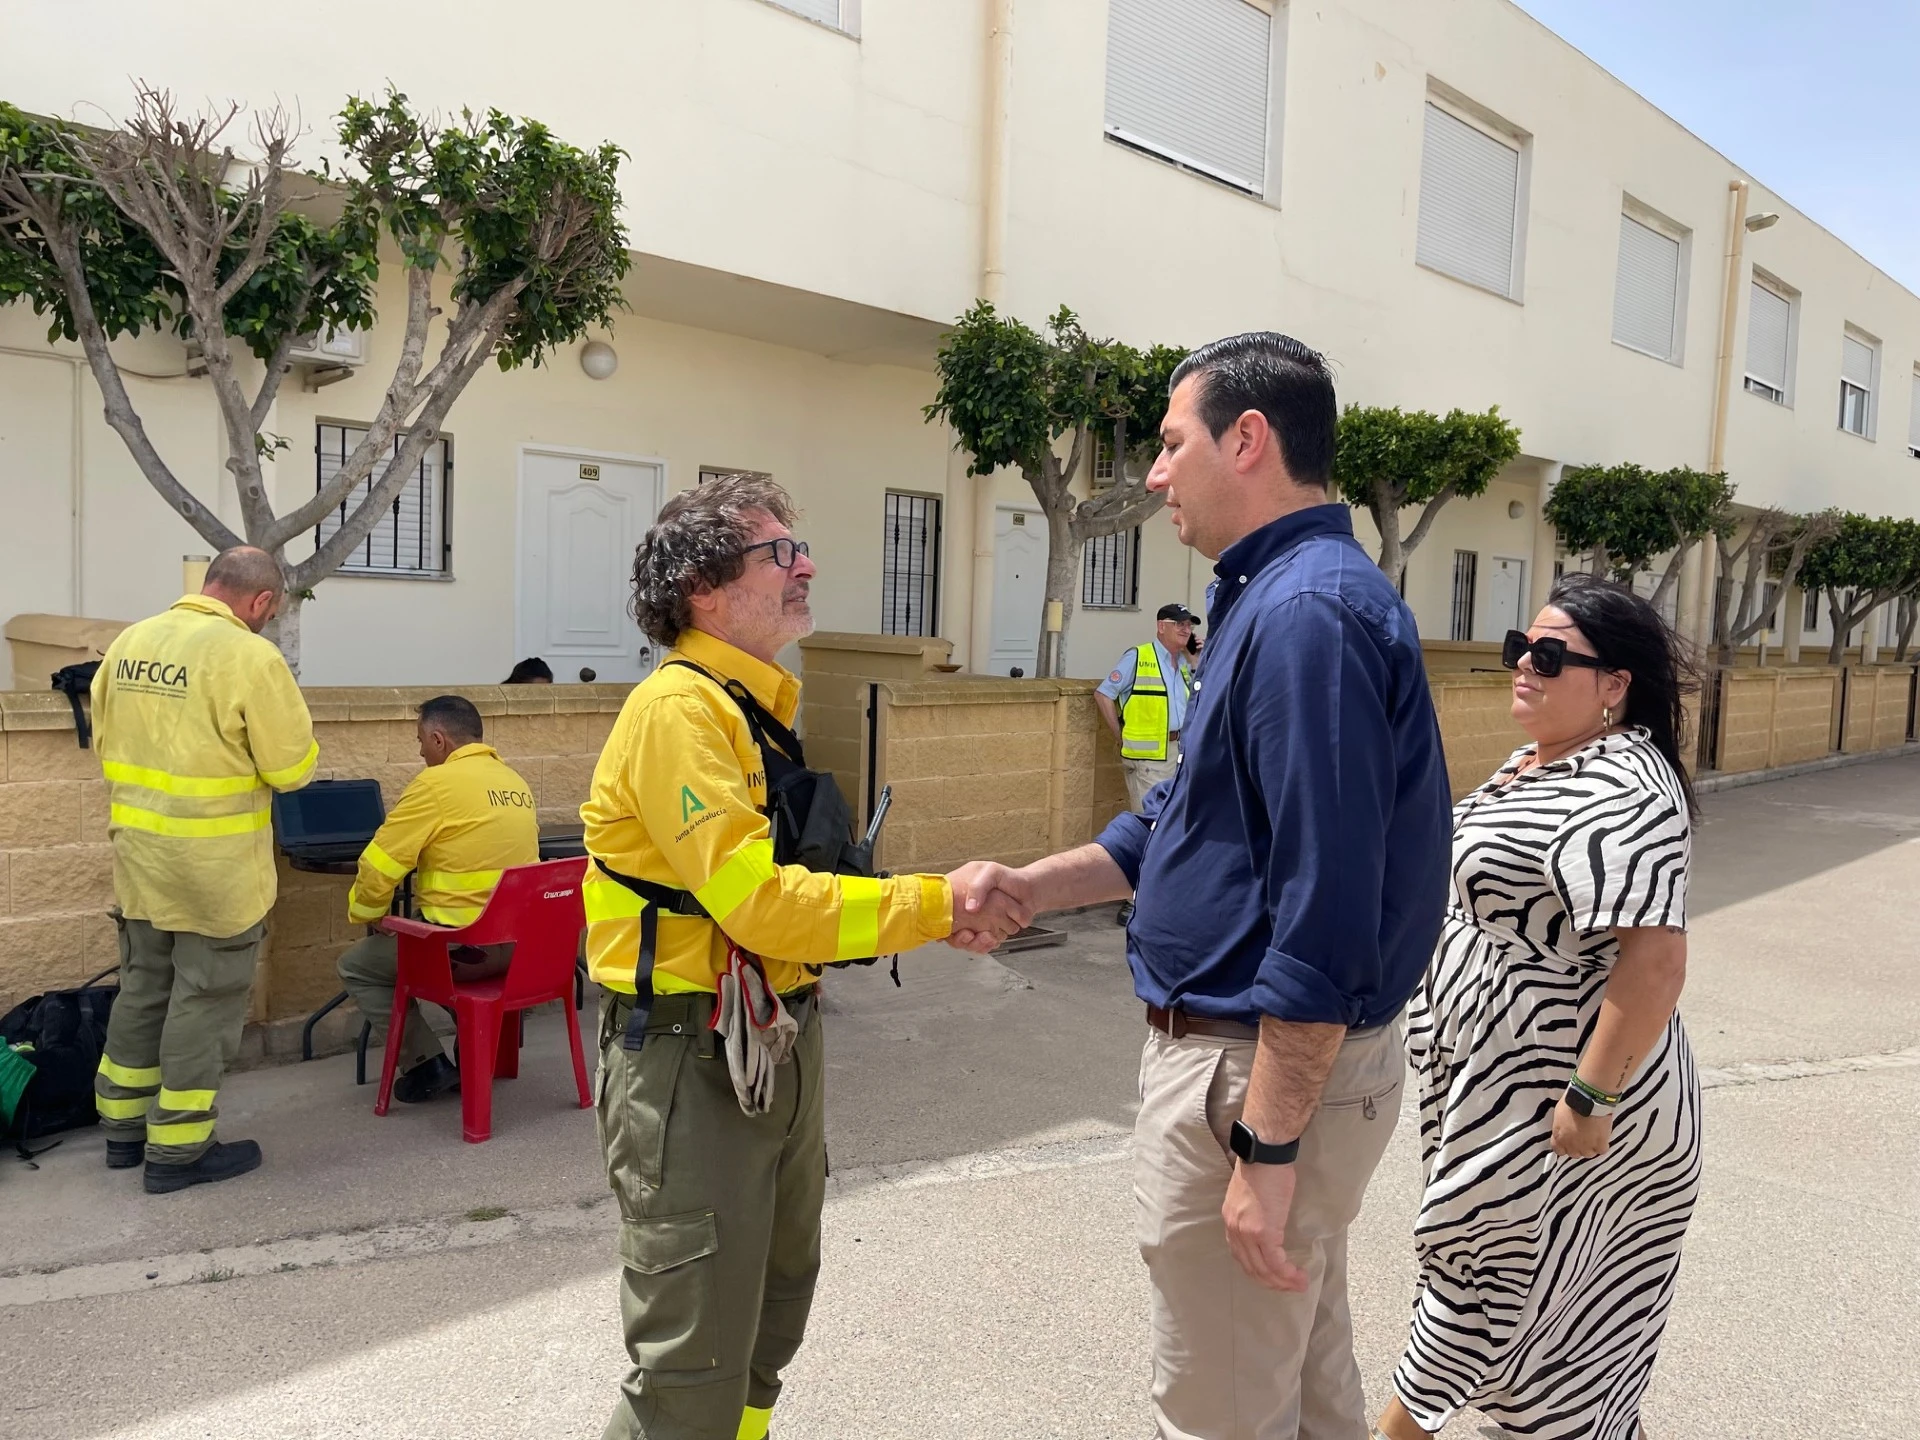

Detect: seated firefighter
[336, 695, 539, 1102]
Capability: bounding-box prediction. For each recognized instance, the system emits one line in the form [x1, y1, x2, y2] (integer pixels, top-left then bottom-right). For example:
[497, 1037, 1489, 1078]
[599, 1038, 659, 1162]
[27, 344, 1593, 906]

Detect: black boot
[393, 1053, 460, 1105]
[106, 1139, 145, 1169]
[144, 1139, 262, 1195]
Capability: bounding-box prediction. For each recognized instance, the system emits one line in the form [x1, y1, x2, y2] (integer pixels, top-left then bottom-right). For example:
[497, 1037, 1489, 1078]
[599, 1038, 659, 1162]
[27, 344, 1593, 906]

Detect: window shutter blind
[1842, 335, 1875, 389]
[1746, 283, 1791, 390]
[1909, 373, 1920, 450]
[769, 0, 839, 26]
[1611, 213, 1680, 358]
[1104, 0, 1271, 193]
[1416, 103, 1521, 297]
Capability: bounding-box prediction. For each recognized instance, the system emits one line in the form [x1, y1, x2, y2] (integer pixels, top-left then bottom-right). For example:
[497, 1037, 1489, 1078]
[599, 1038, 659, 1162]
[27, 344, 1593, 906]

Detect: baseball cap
[1156, 603, 1198, 624]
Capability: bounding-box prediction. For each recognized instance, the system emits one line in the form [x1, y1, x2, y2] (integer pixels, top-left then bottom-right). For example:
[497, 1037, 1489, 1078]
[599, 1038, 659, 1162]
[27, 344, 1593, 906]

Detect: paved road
[5, 754, 1918, 1438]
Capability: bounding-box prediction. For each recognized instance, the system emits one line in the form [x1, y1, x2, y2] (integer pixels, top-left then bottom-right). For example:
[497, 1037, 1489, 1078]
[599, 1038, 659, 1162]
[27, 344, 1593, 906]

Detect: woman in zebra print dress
[1374, 576, 1702, 1440]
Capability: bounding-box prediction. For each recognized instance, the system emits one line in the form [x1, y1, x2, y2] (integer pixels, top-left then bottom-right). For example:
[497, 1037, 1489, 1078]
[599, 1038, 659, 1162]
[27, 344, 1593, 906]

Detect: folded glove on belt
[710, 946, 800, 1115]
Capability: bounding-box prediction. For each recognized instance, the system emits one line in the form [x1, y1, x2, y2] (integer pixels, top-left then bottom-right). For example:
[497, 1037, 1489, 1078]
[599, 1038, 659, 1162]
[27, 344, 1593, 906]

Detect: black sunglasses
[741, 538, 810, 569]
[1502, 630, 1608, 678]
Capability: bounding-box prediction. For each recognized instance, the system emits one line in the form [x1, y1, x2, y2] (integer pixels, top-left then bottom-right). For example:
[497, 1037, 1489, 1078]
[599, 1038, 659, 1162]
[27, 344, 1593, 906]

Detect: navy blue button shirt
[1096, 504, 1452, 1028]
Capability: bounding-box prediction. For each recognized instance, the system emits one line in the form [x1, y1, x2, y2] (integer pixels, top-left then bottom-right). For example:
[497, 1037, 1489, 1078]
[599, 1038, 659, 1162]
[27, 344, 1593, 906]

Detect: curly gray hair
[631, 473, 799, 646]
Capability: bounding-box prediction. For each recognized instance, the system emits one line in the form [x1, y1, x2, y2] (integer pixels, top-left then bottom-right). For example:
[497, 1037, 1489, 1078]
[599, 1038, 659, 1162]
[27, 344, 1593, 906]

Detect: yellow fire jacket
[347, 744, 541, 927]
[581, 628, 952, 996]
[90, 595, 318, 938]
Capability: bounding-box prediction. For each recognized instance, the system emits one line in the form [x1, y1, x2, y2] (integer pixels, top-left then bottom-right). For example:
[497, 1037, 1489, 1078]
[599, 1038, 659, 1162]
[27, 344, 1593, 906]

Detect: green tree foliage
[1797, 514, 1920, 664]
[926, 302, 1185, 676]
[1543, 463, 1732, 606]
[1331, 404, 1521, 586]
[0, 86, 628, 670]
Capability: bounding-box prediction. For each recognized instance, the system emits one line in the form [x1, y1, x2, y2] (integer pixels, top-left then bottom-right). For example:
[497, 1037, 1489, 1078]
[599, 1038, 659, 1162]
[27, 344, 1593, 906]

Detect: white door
[987, 506, 1048, 675]
[1480, 556, 1527, 641]
[517, 449, 663, 683]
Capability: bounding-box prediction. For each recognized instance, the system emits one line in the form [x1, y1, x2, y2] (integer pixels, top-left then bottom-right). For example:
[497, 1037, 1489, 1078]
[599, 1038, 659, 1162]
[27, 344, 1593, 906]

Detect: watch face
[1229, 1120, 1253, 1160]
[1564, 1084, 1594, 1117]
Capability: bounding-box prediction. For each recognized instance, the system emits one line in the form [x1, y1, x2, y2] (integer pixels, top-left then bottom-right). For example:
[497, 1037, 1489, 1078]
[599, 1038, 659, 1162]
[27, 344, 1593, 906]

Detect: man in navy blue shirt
[957, 332, 1451, 1438]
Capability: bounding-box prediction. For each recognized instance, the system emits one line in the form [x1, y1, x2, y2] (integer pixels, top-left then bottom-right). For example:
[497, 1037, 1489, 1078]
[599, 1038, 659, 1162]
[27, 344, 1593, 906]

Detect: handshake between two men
[942, 861, 1044, 953]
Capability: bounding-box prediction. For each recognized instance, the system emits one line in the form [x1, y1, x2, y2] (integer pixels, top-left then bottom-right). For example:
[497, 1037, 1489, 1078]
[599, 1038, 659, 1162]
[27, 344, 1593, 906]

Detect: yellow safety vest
[1119, 643, 1185, 762]
[580, 628, 952, 996]
[346, 744, 540, 927]
[90, 595, 318, 937]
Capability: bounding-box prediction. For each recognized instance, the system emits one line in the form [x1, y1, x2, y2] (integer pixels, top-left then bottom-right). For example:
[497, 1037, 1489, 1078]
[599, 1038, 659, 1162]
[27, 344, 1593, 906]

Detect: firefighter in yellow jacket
[90, 547, 318, 1194]
[583, 475, 1031, 1440]
[335, 694, 539, 1103]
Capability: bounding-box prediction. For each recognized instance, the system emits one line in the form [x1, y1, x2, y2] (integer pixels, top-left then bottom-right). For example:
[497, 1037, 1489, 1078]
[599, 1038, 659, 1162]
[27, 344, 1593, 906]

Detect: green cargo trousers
[336, 933, 444, 1073]
[93, 914, 266, 1165]
[597, 989, 826, 1440]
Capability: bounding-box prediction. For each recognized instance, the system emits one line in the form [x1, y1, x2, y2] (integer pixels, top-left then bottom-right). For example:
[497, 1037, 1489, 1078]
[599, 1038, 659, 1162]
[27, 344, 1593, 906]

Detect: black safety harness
[596, 661, 881, 1052]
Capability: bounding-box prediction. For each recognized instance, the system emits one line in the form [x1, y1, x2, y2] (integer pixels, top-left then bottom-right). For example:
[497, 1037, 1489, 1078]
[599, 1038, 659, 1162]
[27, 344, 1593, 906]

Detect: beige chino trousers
[1134, 1016, 1405, 1440]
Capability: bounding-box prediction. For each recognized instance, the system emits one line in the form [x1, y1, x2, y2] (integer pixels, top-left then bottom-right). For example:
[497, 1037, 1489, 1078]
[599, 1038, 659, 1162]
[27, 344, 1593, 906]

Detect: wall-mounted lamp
[1744, 212, 1781, 232]
[1508, 500, 1525, 520]
[579, 340, 619, 381]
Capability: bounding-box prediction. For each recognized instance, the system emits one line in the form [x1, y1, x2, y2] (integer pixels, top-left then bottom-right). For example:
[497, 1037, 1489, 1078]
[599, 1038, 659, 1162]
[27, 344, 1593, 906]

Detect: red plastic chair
[374, 857, 591, 1143]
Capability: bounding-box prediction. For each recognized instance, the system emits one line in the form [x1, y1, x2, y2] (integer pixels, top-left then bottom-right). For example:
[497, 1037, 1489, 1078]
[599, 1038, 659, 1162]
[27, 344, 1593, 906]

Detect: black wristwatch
[1229, 1120, 1300, 1166]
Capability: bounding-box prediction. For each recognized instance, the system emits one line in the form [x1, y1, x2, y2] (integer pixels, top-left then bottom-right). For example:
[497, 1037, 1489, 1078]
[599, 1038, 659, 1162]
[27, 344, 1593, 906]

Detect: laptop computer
[274, 778, 386, 865]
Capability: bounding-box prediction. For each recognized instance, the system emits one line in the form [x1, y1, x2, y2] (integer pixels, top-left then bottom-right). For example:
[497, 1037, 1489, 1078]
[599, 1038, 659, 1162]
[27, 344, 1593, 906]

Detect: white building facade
[4, 0, 1917, 687]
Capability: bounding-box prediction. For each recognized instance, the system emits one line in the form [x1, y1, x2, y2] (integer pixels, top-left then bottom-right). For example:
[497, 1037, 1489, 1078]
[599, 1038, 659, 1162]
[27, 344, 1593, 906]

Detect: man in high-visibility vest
[582, 473, 1030, 1440]
[336, 694, 539, 1104]
[1096, 602, 1199, 813]
[90, 546, 318, 1194]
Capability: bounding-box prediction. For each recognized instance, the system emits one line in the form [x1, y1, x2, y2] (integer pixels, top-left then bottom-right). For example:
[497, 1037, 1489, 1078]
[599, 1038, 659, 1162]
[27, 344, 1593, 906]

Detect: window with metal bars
[1805, 586, 1822, 633]
[1083, 527, 1141, 609]
[881, 492, 941, 637]
[1450, 550, 1478, 641]
[313, 423, 452, 577]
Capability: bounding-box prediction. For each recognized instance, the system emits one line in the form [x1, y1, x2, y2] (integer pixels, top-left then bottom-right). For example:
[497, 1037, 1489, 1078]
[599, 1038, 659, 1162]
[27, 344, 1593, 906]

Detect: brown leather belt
[1146, 1003, 1257, 1041]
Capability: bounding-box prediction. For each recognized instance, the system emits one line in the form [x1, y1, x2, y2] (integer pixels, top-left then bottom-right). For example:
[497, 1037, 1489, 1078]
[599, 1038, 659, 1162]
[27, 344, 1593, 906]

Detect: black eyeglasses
[1502, 630, 1607, 678]
[741, 538, 810, 569]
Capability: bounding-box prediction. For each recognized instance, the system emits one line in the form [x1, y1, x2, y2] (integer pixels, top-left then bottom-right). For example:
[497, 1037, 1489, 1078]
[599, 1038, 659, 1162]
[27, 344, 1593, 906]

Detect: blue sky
[1510, 0, 1920, 293]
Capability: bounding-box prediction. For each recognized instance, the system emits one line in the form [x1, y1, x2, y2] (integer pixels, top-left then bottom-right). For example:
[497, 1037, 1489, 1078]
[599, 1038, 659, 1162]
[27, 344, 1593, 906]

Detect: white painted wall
[9, 0, 1920, 683]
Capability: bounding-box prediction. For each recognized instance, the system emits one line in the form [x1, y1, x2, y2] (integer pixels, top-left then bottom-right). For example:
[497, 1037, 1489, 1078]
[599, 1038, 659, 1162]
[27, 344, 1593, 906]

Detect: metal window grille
[1805, 587, 1822, 632]
[313, 423, 451, 577]
[1083, 527, 1141, 609]
[1450, 550, 1478, 641]
[881, 492, 941, 637]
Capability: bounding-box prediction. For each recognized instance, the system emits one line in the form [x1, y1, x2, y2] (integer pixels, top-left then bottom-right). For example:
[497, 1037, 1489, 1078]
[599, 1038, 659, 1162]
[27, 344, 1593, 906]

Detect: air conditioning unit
[289, 326, 367, 369]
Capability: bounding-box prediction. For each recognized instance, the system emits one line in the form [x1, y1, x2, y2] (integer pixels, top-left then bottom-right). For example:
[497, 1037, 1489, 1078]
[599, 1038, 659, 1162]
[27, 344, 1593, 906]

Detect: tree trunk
[265, 586, 306, 678]
[1036, 508, 1082, 678]
[1898, 595, 1918, 662]
[1827, 591, 1849, 666]
[1371, 488, 1406, 587]
[1588, 542, 1612, 579]
[1649, 540, 1693, 610]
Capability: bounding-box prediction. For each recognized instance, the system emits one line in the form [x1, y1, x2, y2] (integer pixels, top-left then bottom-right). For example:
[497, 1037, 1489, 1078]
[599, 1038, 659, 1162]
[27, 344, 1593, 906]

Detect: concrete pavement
[4, 752, 1919, 1438]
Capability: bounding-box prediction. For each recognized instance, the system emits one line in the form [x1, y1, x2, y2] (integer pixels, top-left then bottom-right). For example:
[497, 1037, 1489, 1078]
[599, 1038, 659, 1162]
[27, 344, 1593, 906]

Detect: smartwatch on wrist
[1229, 1120, 1300, 1166]
[1564, 1074, 1623, 1117]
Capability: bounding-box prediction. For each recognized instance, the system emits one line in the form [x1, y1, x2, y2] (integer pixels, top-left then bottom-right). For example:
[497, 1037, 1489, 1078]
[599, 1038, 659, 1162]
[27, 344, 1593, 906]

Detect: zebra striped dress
[1394, 728, 1702, 1439]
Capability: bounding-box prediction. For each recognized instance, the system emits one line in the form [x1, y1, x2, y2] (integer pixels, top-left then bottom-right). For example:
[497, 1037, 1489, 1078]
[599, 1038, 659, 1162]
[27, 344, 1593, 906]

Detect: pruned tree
[0, 85, 629, 671]
[1797, 514, 1920, 666]
[926, 302, 1185, 676]
[1331, 404, 1521, 588]
[1543, 463, 1732, 608]
[1710, 508, 1838, 667]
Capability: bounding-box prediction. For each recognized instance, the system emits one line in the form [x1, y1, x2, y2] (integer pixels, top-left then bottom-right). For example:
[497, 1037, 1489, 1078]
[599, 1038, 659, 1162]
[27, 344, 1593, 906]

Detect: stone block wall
[1840, 666, 1913, 753]
[796, 631, 957, 829]
[0, 683, 631, 1060]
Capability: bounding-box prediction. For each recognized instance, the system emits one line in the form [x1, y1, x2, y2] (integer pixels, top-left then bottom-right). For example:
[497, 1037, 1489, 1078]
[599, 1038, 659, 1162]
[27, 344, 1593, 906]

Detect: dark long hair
[1546, 573, 1699, 817]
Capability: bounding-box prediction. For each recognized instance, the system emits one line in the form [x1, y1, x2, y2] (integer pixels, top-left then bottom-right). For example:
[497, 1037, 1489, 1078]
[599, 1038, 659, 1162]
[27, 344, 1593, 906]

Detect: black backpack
[0, 967, 117, 1160]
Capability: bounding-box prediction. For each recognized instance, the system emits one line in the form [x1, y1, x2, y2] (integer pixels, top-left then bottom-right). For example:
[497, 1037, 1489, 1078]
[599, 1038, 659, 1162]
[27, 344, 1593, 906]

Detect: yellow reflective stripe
[99, 1056, 161, 1089]
[695, 840, 776, 921]
[110, 803, 270, 838]
[583, 874, 645, 923]
[347, 887, 387, 923]
[737, 1406, 773, 1440]
[101, 761, 262, 798]
[147, 1118, 215, 1147]
[96, 1094, 153, 1120]
[157, 1087, 217, 1113]
[420, 903, 484, 927]
[835, 875, 882, 961]
[361, 843, 408, 881]
[418, 868, 503, 893]
[260, 739, 320, 789]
